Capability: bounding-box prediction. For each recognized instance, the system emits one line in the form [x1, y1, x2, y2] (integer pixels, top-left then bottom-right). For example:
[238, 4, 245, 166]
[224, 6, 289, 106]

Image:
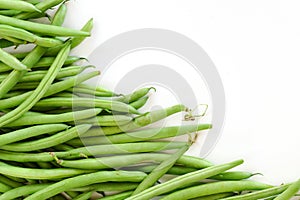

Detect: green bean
[0, 0, 41, 12]
[83, 104, 188, 136]
[0, 39, 13, 48]
[0, 46, 46, 99]
[130, 96, 149, 109]
[0, 161, 94, 180]
[0, 14, 89, 36]
[71, 87, 117, 97]
[51, 3, 67, 26]
[222, 183, 292, 200]
[0, 142, 187, 162]
[53, 143, 74, 151]
[161, 180, 272, 200]
[0, 182, 11, 193]
[191, 192, 235, 200]
[0, 47, 27, 71]
[0, 42, 70, 127]
[77, 83, 116, 94]
[72, 124, 212, 146]
[0, 124, 92, 152]
[0, 35, 24, 45]
[56, 152, 212, 170]
[46, 18, 94, 56]
[0, 10, 20, 17]
[24, 170, 147, 200]
[2, 91, 23, 98]
[15, 0, 65, 20]
[102, 191, 133, 200]
[0, 25, 63, 47]
[73, 191, 93, 200]
[273, 179, 300, 200]
[0, 175, 22, 188]
[132, 145, 189, 196]
[0, 183, 51, 200]
[34, 97, 141, 115]
[3, 175, 25, 184]
[0, 124, 68, 146]
[25, 0, 41, 4]
[123, 87, 155, 103]
[0, 71, 100, 110]
[126, 159, 243, 200]
[77, 115, 133, 126]
[0, 65, 93, 83]
[0, 56, 82, 73]
[71, 182, 139, 192]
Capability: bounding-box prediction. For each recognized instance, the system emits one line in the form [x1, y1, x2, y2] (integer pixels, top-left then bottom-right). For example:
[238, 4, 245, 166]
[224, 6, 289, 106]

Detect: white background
[64, 0, 300, 185]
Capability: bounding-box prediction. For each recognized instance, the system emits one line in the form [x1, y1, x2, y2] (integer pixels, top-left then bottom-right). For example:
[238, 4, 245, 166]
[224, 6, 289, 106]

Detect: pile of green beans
[0, 1, 298, 200]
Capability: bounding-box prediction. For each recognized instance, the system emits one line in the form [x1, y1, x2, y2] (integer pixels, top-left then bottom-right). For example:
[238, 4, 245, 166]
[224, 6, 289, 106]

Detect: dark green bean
[132, 145, 189, 196]
[0, 124, 68, 146]
[0, 14, 89, 36]
[126, 160, 244, 200]
[161, 180, 272, 200]
[24, 170, 147, 200]
[0, 161, 94, 180]
[0, 39, 13, 48]
[0, 0, 41, 12]
[0, 42, 70, 127]
[71, 124, 212, 146]
[0, 71, 100, 110]
[0, 124, 92, 152]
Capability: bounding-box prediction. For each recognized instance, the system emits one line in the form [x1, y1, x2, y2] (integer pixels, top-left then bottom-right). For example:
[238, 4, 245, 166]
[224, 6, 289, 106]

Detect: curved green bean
[191, 192, 235, 200]
[130, 96, 149, 109]
[0, 161, 94, 180]
[73, 191, 93, 200]
[24, 170, 147, 200]
[273, 179, 300, 200]
[0, 42, 70, 127]
[51, 3, 67, 26]
[0, 0, 41, 12]
[0, 124, 92, 152]
[72, 124, 212, 146]
[0, 48, 27, 71]
[0, 124, 68, 146]
[126, 159, 244, 200]
[77, 115, 133, 126]
[161, 180, 272, 200]
[0, 14, 89, 36]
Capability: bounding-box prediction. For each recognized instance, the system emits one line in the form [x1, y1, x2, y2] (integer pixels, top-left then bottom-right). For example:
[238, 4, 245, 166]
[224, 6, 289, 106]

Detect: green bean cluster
[0, 1, 298, 199]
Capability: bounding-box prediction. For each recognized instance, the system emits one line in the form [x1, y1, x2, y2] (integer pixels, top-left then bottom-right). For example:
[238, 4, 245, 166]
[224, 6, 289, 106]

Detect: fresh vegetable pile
[0, 1, 299, 200]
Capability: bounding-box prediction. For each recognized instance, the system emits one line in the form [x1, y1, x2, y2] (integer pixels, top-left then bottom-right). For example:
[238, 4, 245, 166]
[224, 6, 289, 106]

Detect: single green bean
[0, 183, 51, 200]
[0, 56, 82, 73]
[0, 71, 100, 110]
[132, 145, 189, 196]
[102, 191, 133, 200]
[53, 143, 74, 151]
[0, 124, 92, 152]
[0, 182, 11, 193]
[130, 96, 149, 109]
[0, 0, 41, 12]
[83, 104, 188, 136]
[71, 182, 139, 192]
[0, 161, 94, 180]
[34, 97, 141, 115]
[0, 65, 93, 83]
[0, 25, 63, 47]
[0, 10, 20, 17]
[0, 35, 24, 45]
[0, 14, 89, 36]
[71, 87, 117, 97]
[24, 170, 147, 200]
[0, 46, 46, 99]
[222, 183, 292, 200]
[192, 192, 235, 200]
[161, 180, 272, 200]
[0, 142, 187, 162]
[15, 0, 65, 20]
[0, 47, 27, 71]
[0, 124, 68, 146]
[72, 124, 212, 146]
[273, 179, 300, 200]
[57, 152, 212, 170]
[0, 175, 22, 188]
[123, 87, 155, 103]
[0, 42, 70, 127]
[77, 115, 133, 126]
[73, 191, 93, 200]
[126, 159, 244, 200]
[51, 3, 67, 26]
